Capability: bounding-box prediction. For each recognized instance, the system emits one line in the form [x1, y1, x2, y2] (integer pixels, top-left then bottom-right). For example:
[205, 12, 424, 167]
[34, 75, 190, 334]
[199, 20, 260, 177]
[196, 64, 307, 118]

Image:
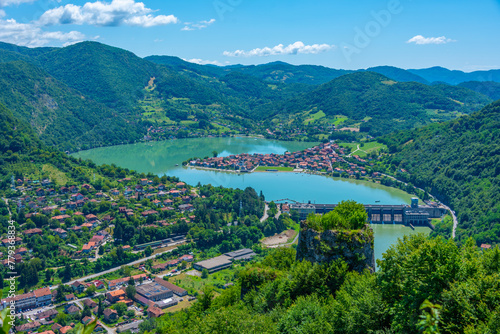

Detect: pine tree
[63, 263, 72, 282]
[97, 298, 104, 317]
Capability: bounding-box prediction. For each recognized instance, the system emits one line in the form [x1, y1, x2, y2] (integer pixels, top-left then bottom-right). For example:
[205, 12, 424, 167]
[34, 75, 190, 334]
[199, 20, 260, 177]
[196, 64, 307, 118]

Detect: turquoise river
[73, 137, 430, 263]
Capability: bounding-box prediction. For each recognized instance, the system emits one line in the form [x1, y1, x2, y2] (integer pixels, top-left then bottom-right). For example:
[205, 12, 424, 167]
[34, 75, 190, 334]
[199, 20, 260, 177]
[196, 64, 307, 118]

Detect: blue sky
[0, 0, 499, 70]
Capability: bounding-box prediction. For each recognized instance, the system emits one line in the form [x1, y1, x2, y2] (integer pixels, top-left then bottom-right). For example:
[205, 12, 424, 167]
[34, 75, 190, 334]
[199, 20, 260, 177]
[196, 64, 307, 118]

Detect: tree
[56, 284, 65, 303]
[144, 246, 153, 257]
[86, 284, 97, 296]
[198, 286, 214, 311]
[97, 298, 104, 317]
[63, 263, 72, 282]
[45, 268, 54, 282]
[212, 151, 218, 158]
[128, 276, 135, 286]
[114, 302, 127, 316]
[201, 268, 209, 279]
[418, 300, 442, 334]
[126, 285, 136, 299]
[81, 305, 92, 320]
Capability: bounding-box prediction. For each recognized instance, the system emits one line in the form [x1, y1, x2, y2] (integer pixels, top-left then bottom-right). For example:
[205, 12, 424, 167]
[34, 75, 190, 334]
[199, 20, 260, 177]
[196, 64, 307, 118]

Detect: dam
[286, 198, 447, 229]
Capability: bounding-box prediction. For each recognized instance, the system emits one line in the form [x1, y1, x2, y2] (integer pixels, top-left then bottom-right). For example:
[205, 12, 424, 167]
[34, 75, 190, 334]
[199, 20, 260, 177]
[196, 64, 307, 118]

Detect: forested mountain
[144, 55, 228, 78]
[145, 56, 353, 85]
[380, 99, 500, 245]
[35, 42, 159, 111]
[458, 81, 500, 100]
[0, 101, 106, 191]
[0, 40, 495, 149]
[0, 60, 144, 151]
[365, 66, 429, 84]
[409, 66, 500, 85]
[261, 72, 491, 136]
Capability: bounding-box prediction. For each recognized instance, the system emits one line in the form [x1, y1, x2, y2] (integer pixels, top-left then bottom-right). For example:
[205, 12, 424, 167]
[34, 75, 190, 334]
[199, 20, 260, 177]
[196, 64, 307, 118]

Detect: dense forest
[0, 61, 144, 151]
[263, 71, 492, 136]
[379, 99, 500, 245]
[138, 235, 500, 334]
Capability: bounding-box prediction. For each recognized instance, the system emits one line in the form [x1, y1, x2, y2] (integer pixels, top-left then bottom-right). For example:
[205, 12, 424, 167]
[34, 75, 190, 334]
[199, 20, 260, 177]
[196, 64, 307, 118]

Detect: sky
[0, 0, 499, 71]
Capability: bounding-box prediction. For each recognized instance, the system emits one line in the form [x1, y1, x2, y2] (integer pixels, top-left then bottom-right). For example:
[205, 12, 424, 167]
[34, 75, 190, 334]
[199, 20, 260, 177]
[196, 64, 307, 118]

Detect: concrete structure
[225, 248, 256, 261]
[290, 203, 316, 220]
[291, 202, 447, 228]
[193, 248, 257, 273]
[116, 320, 143, 333]
[136, 282, 173, 302]
[154, 277, 188, 297]
[193, 255, 233, 273]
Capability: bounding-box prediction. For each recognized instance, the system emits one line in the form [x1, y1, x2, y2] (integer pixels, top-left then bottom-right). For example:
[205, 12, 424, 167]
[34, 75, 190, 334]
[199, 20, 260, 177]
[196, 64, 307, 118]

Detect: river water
[73, 137, 429, 262]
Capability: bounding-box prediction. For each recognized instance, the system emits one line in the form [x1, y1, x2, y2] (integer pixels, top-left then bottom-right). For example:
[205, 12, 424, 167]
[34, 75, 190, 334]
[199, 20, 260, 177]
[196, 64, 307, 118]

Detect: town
[0, 170, 266, 333]
[187, 142, 375, 177]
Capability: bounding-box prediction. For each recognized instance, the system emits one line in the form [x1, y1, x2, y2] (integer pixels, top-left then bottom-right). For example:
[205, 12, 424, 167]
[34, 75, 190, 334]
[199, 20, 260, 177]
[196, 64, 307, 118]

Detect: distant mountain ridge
[145, 54, 500, 85]
[0, 41, 495, 148]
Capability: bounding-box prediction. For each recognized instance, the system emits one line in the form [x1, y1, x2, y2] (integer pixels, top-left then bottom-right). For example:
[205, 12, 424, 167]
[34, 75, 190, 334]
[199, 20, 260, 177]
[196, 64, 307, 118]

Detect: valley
[0, 39, 498, 334]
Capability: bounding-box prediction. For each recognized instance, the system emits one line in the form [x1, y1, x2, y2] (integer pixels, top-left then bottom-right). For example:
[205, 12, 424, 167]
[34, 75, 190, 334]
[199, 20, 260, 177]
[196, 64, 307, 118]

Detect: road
[260, 203, 270, 222]
[51, 241, 184, 290]
[268, 230, 300, 249]
[260, 203, 282, 223]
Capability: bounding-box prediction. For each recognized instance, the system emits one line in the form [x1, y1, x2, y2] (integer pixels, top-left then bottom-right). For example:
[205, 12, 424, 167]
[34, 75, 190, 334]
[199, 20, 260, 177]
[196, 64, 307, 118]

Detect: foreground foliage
[141, 235, 500, 334]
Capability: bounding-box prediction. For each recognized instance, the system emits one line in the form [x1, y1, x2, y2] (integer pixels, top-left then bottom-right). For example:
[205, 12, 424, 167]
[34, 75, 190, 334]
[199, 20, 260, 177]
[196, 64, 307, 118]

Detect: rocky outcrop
[296, 223, 375, 273]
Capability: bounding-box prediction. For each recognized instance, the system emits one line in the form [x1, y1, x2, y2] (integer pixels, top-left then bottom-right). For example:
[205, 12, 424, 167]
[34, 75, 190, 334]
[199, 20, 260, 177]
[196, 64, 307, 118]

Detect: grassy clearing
[169, 267, 239, 295]
[42, 164, 70, 186]
[255, 166, 294, 172]
[339, 141, 387, 157]
[332, 115, 348, 126]
[164, 298, 196, 313]
[303, 110, 326, 125]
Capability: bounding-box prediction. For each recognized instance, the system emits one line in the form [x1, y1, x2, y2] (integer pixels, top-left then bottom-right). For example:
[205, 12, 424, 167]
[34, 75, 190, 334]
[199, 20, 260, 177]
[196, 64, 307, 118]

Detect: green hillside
[36, 41, 158, 111]
[366, 66, 429, 84]
[409, 66, 500, 85]
[265, 72, 492, 136]
[0, 102, 100, 191]
[379, 99, 500, 244]
[0, 61, 144, 151]
[458, 81, 500, 100]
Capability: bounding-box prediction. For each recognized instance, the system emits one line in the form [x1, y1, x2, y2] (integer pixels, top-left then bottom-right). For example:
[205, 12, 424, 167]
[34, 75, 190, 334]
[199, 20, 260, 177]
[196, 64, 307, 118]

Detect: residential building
[103, 308, 118, 322]
[106, 289, 126, 303]
[147, 305, 164, 318]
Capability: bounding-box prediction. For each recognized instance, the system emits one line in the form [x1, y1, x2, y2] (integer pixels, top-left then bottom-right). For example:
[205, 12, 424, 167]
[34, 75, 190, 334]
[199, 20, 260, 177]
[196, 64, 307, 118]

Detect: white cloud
[182, 18, 215, 31]
[0, 9, 5, 17]
[184, 58, 222, 66]
[0, 17, 86, 47]
[223, 41, 335, 57]
[124, 14, 177, 27]
[38, 0, 178, 27]
[0, 0, 36, 7]
[406, 35, 456, 45]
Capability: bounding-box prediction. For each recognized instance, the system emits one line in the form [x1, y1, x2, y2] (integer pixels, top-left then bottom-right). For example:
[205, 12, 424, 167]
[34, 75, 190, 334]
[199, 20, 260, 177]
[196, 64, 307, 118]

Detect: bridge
[287, 198, 446, 229]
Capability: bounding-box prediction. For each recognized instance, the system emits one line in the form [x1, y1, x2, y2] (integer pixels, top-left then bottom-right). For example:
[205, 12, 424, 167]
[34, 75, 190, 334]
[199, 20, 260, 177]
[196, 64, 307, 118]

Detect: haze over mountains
[0, 41, 498, 151]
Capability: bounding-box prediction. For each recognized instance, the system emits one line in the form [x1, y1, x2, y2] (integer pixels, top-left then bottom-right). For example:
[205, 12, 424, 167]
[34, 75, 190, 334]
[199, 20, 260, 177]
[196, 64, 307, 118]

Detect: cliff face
[296, 223, 375, 273]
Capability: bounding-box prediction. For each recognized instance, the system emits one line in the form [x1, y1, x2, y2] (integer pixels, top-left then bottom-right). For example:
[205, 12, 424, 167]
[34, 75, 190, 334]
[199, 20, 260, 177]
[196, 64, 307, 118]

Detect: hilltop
[0, 41, 495, 149]
[379, 99, 500, 245]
